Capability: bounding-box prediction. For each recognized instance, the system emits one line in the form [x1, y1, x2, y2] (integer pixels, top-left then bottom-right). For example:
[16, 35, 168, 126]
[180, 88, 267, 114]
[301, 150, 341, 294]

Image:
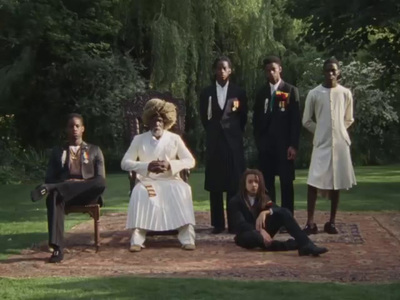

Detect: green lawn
[1, 165, 399, 299]
[1, 165, 399, 260]
[0, 277, 399, 300]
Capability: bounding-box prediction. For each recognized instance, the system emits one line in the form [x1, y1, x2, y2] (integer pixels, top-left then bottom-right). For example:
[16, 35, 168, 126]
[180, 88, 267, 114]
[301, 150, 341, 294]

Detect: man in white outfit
[302, 58, 356, 235]
[121, 98, 196, 251]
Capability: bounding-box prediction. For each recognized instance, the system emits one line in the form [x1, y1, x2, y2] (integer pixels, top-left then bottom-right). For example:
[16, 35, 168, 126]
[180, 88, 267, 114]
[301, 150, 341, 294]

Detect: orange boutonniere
[83, 151, 89, 164]
[232, 99, 240, 111]
[276, 91, 290, 112]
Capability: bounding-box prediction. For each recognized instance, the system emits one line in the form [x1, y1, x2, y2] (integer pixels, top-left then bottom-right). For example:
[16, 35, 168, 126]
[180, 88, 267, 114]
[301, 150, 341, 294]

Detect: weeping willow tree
[117, 0, 292, 162]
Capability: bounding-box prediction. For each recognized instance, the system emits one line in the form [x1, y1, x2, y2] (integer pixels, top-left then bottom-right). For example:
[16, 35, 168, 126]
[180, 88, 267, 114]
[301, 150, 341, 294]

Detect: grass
[0, 277, 399, 300]
[0, 165, 399, 260]
[0, 165, 399, 299]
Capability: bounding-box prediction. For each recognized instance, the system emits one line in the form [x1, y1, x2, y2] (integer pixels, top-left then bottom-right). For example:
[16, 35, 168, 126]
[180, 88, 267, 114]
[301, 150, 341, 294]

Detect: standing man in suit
[253, 56, 301, 218]
[199, 56, 248, 234]
[31, 113, 106, 263]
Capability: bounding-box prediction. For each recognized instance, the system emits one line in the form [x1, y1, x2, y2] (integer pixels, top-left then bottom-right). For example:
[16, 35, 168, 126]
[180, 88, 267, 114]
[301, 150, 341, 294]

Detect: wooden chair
[123, 90, 189, 190]
[122, 91, 190, 235]
[64, 198, 102, 252]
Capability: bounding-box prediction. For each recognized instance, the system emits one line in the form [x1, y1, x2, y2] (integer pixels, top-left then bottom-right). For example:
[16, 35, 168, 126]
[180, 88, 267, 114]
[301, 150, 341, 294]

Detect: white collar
[247, 195, 256, 206]
[216, 80, 229, 89]
[269, 79, 281, 92]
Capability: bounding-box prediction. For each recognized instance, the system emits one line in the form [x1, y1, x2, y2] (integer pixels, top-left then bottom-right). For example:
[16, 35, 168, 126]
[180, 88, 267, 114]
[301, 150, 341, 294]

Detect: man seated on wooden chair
[121, 98, 196, 252]
[31, 113, 106, 263]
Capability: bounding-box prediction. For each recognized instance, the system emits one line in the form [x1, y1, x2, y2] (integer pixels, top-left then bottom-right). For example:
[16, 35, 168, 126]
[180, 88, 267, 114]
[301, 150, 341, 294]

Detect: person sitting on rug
[31, 113, 106, 263]
[121, 98, 196, 252]
[229, 169, 328, 256]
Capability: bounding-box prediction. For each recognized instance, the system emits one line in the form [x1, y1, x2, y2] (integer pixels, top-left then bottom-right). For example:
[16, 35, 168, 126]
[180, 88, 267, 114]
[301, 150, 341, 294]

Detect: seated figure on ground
[121, 98, 196, 252]
[229, 169, 328, 256]
[31, 113, 106, 263]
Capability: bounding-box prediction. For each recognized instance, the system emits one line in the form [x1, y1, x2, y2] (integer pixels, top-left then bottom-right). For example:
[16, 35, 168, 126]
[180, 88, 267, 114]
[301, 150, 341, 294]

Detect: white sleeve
[169, 136, 195, 175]
[302, 91, 316, 134]
[344, 90, 354, 129]
[120, 135, 149, 176]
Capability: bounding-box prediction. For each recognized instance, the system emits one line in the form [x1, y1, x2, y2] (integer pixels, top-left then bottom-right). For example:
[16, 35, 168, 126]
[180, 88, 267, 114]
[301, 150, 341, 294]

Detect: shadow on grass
[0, 232, 47, 259]
[1, 277, 399, 300]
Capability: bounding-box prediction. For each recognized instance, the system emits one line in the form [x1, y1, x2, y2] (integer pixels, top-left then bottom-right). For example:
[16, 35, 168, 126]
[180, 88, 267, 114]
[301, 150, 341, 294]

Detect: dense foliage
[1, 0, 399, 183]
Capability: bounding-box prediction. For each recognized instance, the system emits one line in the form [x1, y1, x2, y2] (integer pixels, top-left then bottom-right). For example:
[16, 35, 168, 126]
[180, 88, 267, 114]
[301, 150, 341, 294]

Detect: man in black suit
[229, 169, 328, 256]
[199, 56, 248, 234]
[31, 113, 106, 263]
[253, 56, 301, 216]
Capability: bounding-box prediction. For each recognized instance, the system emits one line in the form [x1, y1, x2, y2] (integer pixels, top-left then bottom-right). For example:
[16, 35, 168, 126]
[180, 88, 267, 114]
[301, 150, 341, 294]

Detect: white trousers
[130, 224, 195, 247]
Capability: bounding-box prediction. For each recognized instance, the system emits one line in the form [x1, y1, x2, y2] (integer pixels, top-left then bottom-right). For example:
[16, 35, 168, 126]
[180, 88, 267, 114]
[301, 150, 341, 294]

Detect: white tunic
[302, 84, 356, 190]
[121, 131, 196, 230]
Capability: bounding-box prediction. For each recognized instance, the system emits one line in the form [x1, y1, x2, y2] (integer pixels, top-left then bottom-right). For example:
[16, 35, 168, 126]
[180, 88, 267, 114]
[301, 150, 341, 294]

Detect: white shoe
[129, 244, 142, 252]
[182, 244, 196, 251]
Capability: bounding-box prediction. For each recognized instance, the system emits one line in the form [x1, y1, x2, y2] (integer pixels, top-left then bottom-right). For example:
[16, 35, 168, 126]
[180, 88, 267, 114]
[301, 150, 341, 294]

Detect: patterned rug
[1, 211, 399, 282]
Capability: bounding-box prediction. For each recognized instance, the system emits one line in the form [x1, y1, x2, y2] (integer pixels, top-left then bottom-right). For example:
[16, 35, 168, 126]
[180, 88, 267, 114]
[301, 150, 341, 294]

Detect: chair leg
[94, 206, 100, 252]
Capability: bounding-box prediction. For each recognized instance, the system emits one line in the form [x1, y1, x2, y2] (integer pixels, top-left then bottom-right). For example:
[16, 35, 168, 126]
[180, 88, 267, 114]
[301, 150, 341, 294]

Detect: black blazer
[199, 82, 248, 192]
[229, 193, 276, 234]
[252, 81, 300, 159]
[200, 82, 247, 143]
[45, 141, 105, 183]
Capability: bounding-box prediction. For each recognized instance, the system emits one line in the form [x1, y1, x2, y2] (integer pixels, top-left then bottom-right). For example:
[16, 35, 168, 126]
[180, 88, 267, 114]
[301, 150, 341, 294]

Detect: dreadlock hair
[142, 98, 177, 130]
[239, 169, 271, 210]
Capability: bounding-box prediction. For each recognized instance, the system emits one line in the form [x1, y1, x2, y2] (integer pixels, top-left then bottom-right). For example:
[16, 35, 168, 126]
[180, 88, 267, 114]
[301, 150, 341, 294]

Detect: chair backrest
[123, 91, 186, 143]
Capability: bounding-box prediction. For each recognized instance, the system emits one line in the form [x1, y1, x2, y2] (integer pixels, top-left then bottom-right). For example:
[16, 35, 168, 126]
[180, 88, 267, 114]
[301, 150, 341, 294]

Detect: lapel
[81, 141, 89, 167]
[213, 81, 233, 113]
[223, 82, 235, 112]
[61, 143, 70, 172]
[277, 80, 286, 92]
[242, 195, 259, 220]
[211, 83, 220, 111]
[271, 80, 286, 113]
[263, 84, 272, 115]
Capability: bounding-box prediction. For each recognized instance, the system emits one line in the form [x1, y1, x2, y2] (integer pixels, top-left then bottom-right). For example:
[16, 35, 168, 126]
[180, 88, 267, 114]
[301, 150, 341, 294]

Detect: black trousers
[210, 191, 236, 231]
[234, 207, 310, 251]
[46, 177, 106, 248]
[264, 173, 294, 215]
[259, 153, 295, 215]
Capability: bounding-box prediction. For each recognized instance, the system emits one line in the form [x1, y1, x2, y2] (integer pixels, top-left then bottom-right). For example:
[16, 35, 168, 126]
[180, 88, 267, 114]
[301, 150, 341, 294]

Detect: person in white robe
[121, 98, 196, 252]
[302, 58, 356, 235]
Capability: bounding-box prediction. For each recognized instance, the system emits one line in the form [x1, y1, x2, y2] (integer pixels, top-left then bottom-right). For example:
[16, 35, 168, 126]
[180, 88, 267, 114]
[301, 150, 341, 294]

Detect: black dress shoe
[31, 184, 48, 202]
[284, 238, 299, 250]
[49, 249, 64, 263]
[298, 242, 328, 257]
[268, 239, 298, 251]
[211, 228, 224, 234]
[324, 222, 338, 234]
[303, 223, 318, 235]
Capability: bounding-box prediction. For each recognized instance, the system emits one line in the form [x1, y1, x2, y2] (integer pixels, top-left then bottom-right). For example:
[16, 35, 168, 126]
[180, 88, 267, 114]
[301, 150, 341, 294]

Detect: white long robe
[121, 131, 196, 230]
[302, 84, 356, 190]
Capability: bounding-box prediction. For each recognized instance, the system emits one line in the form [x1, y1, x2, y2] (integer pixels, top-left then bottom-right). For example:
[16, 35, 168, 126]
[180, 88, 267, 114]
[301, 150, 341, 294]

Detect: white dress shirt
[216, 81, 229, 110]
[248, 196, 255, 207]
[269, 79, 281, 97]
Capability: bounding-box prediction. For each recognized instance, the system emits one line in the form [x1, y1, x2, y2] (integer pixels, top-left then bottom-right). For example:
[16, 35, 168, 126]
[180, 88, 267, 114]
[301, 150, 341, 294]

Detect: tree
[288, 0, 400, 69]
[0, 0, 145, 151]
